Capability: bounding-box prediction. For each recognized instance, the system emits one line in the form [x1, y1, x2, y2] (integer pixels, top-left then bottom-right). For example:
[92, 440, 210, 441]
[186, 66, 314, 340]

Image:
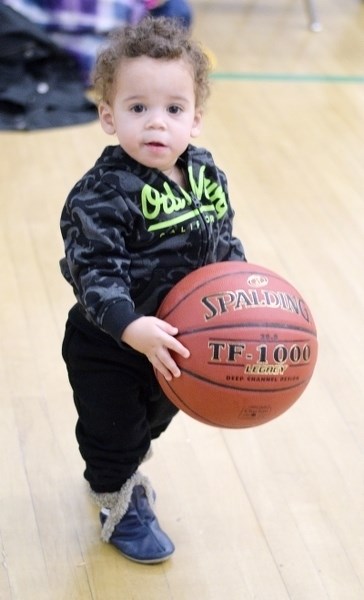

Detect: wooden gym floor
[0, 0, 363, 598]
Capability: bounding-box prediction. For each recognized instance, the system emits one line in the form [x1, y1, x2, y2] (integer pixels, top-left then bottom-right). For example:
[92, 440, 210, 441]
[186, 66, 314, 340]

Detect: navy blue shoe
[100, 485, 175, 564]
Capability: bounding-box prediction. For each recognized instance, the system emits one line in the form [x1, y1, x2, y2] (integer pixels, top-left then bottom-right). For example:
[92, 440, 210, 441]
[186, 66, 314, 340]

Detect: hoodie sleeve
[60, 178, 142, 342]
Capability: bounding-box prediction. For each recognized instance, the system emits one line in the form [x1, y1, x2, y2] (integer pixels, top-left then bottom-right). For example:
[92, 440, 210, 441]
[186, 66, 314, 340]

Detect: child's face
[99, 56, 202, 178]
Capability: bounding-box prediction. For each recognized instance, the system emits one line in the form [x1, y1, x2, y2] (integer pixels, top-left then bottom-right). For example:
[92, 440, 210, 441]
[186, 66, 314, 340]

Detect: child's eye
[131, 104, 145, 113]
[168, 105, 182, 114]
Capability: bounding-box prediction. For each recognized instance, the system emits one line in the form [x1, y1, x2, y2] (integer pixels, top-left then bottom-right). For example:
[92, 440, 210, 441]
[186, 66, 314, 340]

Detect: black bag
[0, 4, 98, 130]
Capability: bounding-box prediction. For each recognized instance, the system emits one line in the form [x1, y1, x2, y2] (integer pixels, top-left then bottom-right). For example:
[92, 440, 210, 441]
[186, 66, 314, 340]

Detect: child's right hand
[121, 316, 190, 381]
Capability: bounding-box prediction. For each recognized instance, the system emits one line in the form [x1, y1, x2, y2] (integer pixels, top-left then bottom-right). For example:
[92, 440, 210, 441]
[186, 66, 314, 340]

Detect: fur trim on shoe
[89, 471, 155, 543]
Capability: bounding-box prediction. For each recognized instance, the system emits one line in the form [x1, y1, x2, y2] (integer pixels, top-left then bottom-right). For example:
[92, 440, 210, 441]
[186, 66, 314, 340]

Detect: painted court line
[211, 72, 364, 84]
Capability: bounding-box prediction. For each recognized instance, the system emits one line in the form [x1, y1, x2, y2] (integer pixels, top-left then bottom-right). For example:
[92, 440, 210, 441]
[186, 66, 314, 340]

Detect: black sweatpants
[62, 305, 178, 493]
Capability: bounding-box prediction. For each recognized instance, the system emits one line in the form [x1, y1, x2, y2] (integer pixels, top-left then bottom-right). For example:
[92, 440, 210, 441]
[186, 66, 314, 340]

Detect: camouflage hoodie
[60, 143, 246, 342]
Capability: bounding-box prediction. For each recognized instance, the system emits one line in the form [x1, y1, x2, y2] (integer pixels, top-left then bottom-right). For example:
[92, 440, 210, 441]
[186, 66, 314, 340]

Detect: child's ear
[99, 102, 115, 135]
[191, 109, 203, 138]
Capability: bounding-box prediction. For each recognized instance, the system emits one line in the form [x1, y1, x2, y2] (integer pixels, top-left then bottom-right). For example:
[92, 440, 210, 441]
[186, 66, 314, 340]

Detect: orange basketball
[155, 262, 318, 428]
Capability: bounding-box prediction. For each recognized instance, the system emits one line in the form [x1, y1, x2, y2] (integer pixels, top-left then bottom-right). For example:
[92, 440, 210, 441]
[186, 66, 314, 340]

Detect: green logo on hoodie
[141, 165, 228, 232]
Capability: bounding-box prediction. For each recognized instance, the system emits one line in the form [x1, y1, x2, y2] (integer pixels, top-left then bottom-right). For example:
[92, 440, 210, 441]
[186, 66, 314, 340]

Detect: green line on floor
[211, 72, 364, 84]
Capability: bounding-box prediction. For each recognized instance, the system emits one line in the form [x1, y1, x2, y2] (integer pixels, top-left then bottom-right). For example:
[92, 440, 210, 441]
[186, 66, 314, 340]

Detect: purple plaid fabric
[2, 0, 147, 32]
[2, 0, 149, 83]
[2, 0, 189, 85]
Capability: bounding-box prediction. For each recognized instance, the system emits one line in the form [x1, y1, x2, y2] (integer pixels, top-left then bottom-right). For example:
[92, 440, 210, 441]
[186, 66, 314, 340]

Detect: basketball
[155, 262, 318, 428]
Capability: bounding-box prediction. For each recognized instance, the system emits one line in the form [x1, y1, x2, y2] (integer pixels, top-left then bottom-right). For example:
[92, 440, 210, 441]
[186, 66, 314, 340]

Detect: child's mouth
[147, 142, 165, 147]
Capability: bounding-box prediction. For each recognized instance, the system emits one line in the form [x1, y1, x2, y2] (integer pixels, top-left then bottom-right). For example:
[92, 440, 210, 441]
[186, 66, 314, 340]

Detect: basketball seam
[158, 264, 290, 320]
[178, 322, 317, 337]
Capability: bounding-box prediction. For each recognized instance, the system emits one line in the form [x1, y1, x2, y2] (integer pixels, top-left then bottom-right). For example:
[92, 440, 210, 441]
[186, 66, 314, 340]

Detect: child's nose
[146, 110, 167, 129]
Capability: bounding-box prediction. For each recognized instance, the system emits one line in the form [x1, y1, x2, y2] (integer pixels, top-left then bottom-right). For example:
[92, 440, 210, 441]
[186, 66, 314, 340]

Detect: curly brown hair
[93, 17, 211, 108]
